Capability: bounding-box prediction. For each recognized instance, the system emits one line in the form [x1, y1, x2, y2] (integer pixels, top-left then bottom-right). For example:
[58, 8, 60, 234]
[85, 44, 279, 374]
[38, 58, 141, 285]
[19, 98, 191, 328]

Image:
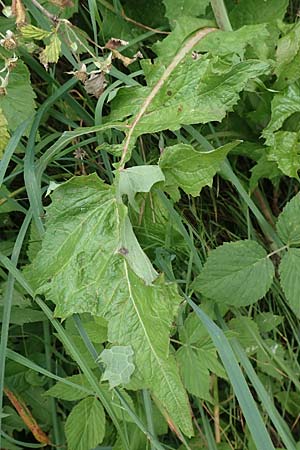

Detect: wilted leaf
[39, 34, 61, 67]
[100, 345, 135, 388]
[20, 24, 51, 40]
[12, 0, 26, 26]
[0, 108, 10, 159]
[84, 72, 107, 98]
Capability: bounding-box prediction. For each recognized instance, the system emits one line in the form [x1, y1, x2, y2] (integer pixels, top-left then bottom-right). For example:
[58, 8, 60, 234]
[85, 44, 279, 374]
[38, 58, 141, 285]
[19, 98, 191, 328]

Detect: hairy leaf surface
[193, 241, 275, 306]
[25, 174, 193, 436]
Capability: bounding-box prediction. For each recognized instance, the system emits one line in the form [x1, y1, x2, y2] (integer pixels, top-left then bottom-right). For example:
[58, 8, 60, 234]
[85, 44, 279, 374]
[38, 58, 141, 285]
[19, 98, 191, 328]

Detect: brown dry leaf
[84, 72, 107, 98]
[4, 387, 51, 445]
[49, 0, 74, 7]
[12, 0, 26, 26]
[105, 37, 129, 50]
[111, 49, 143, 67]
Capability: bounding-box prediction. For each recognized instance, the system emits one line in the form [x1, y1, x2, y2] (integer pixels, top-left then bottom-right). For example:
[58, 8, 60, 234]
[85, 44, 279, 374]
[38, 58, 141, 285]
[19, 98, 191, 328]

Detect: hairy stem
[210, 0, 233, 31]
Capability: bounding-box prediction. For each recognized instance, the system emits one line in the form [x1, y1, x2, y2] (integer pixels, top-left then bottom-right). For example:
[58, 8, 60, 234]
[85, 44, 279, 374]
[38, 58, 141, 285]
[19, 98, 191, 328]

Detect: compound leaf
[279, 249, 300, 318]
[65, 396, 105, 450]
[192, 240, 275, 306]
[276, 192, 300, 245]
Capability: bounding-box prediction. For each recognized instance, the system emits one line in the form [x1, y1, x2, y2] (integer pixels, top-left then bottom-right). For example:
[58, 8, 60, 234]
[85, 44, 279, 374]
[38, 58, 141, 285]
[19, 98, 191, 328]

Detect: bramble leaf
[279, 249, 300, 318]
[276, 192, 300, 245]
[193, 241, 275, 306]
[159, 141, 240, 197]
[100, 345, 135, 389]
[39, 34, 61, 66]
[0, 60, 36, 133]
[65, 397, 105, 450]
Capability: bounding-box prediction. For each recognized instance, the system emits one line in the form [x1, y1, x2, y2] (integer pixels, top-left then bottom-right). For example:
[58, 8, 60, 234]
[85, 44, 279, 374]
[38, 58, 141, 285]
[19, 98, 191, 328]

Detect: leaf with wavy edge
[25, 173, 193, 437]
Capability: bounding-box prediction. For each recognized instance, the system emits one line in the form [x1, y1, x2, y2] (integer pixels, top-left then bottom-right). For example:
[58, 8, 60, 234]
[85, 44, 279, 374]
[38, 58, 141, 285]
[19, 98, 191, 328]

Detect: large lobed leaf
[25, 174, 193, 437]
[106, 56, 269, 141]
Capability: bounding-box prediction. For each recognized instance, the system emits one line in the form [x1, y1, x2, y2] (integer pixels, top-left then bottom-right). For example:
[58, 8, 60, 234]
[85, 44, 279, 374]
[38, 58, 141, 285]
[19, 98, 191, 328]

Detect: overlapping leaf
[25, 174, 193, 436]
[159, 141, 240, 197]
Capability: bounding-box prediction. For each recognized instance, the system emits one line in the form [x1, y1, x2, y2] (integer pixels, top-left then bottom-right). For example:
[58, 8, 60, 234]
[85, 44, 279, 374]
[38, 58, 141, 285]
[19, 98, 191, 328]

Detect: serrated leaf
[229, 0, 288, 28]
[25, 174, 193, 436]
[100, 345, 135, 389]
[20, 24, 51, 40]
[159, 141, 240, 197]
[0, 108, 10, 159]
[25, 174, 157, 297]
[276, 192, 300, 245]
[65, 396, 105, 450]
[267, 131, 300, 178]
[263, 83, 300, 146]
[106, 57, 269, 151]
[117, 165, 165, 211]
[280, 249, 300, 317]
[0, 60, 36, 133]
[275, 23, 300, 88]
[46, 374, 91, 401]
[39, 34, 61, 66]
[193, 240, 275, 306]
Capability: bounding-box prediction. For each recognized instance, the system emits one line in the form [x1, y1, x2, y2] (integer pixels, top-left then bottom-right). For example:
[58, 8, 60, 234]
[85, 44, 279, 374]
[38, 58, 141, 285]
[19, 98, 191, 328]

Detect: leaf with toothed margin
[24, 173, 193, 437]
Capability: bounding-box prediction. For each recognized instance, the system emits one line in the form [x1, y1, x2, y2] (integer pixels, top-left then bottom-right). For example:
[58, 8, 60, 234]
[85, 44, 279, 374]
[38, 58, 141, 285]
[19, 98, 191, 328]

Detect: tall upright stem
[210, 0, 233, 31]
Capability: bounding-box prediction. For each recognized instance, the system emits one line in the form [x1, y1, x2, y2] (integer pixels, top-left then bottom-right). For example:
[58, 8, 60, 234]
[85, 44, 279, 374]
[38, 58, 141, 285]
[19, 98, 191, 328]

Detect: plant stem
[210, 0, 233, 31]
[31, 0, 58, 23]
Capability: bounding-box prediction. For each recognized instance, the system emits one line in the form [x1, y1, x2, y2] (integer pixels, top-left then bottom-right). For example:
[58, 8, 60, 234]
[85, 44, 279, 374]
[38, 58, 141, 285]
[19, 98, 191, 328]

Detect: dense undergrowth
[1, 0, 300, 449]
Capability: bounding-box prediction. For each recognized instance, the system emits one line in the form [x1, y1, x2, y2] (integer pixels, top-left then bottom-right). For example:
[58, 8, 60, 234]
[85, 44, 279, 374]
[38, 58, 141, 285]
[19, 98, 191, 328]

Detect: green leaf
[250, 155, 281, 190]
[65, 396, 105, 450]
[193, 240, 275, 306]
[46, 374, 91, 401]
[229, 0, 288, 28]
[20, 24, 52, 40]
[159, 141, 240, 197]
[276, 192, 300, 245]
[0, 60, 36, 133]
[0, 307, 45, 325]
[263, 83, 300, 146]
[39, 34, 61, 66]
[106, 57, 269, 145]
[275, 22, 300, 87]
[176, 312, 226, 401]
[117, 165, 165, 211]
[268, 131, 300, 178]
[25, 174, 157, 299]
[0, 108, 9, 159]
[279, 249, 300, 317]
[163, 0, 210, 24]
[25, 174, 193, 436]
[100, 345, 135, 389]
